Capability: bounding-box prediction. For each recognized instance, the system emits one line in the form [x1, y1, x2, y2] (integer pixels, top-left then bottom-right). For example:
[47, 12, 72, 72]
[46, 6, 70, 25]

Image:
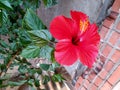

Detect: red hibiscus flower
[50, 11, 100, 68]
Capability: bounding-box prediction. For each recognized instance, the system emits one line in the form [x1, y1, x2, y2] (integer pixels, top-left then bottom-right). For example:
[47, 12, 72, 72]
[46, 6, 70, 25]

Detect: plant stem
[0, 50, 20, 77]
[48, 41, 55, 48]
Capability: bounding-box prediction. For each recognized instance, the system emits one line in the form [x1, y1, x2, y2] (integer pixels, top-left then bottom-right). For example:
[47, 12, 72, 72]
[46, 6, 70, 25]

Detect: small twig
[48, 41, 55, 48]
[0, 50, 20, 77]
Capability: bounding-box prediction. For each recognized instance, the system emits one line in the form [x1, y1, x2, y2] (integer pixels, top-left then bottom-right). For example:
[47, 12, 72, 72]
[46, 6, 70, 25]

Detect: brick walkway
[75, 0, 120, 90]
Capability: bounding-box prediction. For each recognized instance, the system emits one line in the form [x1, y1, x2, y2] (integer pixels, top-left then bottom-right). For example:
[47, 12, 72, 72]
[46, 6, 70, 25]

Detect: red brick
[73, 87, 78, 90]
[99, 26, 109, 39]
[109, 11, 118, 20]
[78, 76, 84, 81]
[105, 61, 114, 72]
[102, 44, 112, 57]
[109, 32, 120, 45]
[84, 80, 90, 88]
[88, 72, 96, 81]
[103, 19, 114, 28]
[81, 87, 86, 90]
[108, 65, 120, 85]
[75, 77, 83, 88]
[100, 55, 106, 63]
[116, 21, 120, 30]
[111, 0, 120, 13]
[75, 83, 80, 89]
[75, 76, 84, 87]
[99, 69, 108, 80]
[100, 82, 112, 90]
[94, 77, 103, 86]
[111, 50, 120, 63]
[99, 42, 103, 48]
[91, 84, 98, 90]
[118, 43, 120, 49]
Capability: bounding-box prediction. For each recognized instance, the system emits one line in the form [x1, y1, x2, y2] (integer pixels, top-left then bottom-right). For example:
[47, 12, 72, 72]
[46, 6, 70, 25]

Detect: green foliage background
[0, 0, 63, 89]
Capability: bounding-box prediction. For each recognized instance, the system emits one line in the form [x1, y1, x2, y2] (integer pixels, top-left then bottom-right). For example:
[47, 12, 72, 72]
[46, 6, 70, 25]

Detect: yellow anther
[79, 19, 89, 32]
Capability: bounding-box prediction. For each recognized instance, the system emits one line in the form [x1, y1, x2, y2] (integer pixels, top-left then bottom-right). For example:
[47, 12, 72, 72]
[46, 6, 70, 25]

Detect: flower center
[79, 19, 89, 32]
[72, 37, 79, 45]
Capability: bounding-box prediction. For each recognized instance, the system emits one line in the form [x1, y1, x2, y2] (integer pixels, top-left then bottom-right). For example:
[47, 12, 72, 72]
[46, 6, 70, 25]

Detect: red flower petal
[55, 41, 78, 65]
[70, 10, 89, 24]
[50, 16, 77, 40]
[77, 45, 98, 68]
[80, 24, 100, 46]
[77, 24, 100, 68]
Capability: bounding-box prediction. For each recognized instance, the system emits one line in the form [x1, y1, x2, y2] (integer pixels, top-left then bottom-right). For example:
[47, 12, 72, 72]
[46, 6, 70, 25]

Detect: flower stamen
[79, 19, 89, 32]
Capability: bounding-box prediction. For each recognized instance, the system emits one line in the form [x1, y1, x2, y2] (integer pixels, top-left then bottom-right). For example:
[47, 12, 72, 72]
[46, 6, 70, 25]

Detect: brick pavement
[75, 0, 120, 90]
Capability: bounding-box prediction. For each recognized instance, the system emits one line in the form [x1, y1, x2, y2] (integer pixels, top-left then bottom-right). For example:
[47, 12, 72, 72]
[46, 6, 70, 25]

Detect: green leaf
[0, 54, 4, 59]
[0, 10, 9, 27]
[27, 79, 34, 86]
[40, 64, 50, 71]
[28, 30, 52, 47]
[10, 42, 17, 51]
[8, 80, 27, 86]
[0, 48, 6, 54]
[23, 9, 46, 30]
[20, 45, 40, 58]
[50, 62, 60, 71]
[52, 74, 63, 82]
[0, 79, 2, 85]
[22, 0, 41, 10]
[42, 75, 50, 84]
[34, 79, 40, 87]
[0, 74, 11, 80]
[0, 39, 9, 48]
[36, 68, 42, 74]
[0, 84, 8, 88]
[0, 64, 6, 72]
[50, 49, 55, 62]
[39, 45, 53, 60]
[18, 29, 31, 46]
[28, 68, 36, 76]
[43, 0, 57, 7]
[0, 0, 13, 10]
[4, 54, 11, 65]
[18, 65, 28, 74]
